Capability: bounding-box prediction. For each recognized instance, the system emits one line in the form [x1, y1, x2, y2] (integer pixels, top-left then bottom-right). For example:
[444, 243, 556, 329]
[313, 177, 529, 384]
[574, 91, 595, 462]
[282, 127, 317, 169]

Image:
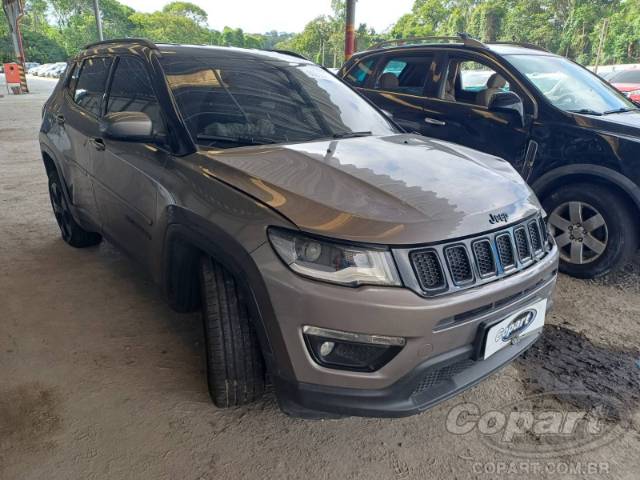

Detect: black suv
[339, 35, 640, 278]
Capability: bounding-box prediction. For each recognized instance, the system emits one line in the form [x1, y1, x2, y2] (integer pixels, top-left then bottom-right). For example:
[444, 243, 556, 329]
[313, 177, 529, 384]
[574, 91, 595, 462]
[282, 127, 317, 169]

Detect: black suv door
[417, 51, 535, 174]
[348, 52, 438, 134]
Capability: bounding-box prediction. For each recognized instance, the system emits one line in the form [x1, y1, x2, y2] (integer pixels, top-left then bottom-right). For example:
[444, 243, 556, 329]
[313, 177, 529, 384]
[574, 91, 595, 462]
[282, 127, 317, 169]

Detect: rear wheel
[542, 183, 638, 278]
[199, 256, 265, 407]
[47, 169, 102, 248]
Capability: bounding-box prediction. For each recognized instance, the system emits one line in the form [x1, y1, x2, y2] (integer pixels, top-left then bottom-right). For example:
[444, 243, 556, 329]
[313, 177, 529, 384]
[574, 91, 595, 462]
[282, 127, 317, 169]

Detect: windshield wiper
[332, 131, 372, 139]
[196, 134, 277, 147]
[603, 107, 637, 115]
[567, 109, 603, 116]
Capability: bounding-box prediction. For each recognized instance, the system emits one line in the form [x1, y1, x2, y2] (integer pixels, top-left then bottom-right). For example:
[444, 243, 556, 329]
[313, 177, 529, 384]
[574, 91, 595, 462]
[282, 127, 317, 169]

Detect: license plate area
[475, 299, 547, 360]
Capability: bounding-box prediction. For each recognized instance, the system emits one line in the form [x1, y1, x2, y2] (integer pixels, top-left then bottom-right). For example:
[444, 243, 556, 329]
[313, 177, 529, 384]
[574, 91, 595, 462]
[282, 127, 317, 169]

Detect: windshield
[505, 54, 637, 114]
[160, 55, 397, 148]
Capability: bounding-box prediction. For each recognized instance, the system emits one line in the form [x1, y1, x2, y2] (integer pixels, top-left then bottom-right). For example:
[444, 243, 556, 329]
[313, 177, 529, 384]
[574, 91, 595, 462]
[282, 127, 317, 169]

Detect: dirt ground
[1, 76, 639, 480]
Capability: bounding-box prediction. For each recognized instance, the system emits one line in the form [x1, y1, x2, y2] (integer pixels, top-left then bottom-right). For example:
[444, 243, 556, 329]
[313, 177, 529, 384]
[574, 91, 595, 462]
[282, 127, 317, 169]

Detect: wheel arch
[161, 207, 294, 379]
[532, 164, 640, 220]
[533, 164, 640, 251]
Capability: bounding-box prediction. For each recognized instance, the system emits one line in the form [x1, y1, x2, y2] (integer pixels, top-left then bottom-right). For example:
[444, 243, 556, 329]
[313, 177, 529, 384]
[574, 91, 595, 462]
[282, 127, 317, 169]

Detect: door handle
[424, 116, 446, 126]
[55, 114, 65, 125]
[91, 138, 105, 151]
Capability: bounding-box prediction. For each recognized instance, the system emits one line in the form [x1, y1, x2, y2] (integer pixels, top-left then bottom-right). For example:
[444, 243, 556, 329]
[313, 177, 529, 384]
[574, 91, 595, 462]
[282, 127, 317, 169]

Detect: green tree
[162, 2, 208, 26]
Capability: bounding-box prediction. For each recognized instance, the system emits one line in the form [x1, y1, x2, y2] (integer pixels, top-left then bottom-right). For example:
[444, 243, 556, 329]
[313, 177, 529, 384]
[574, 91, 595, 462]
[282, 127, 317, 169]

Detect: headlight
[625, 89, 640, 96]
[268, 228, 401, 287]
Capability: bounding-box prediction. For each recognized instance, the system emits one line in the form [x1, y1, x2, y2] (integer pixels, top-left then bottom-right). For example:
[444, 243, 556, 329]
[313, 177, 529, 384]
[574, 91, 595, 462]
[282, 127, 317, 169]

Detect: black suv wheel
[47, 169, 102, 248]
[199, 256, 265, 407]
[543, 183, 638, 278]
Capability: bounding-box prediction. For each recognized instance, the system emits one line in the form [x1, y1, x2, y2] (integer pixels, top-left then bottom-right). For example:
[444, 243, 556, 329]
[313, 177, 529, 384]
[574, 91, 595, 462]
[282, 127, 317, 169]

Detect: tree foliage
[0, 0, 278, 62]
[388, 0, 639, 66]
[2, 0, 639, 66]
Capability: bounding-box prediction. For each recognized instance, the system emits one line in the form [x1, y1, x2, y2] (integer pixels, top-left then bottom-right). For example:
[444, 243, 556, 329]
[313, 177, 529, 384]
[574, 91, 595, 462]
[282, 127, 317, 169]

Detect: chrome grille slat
[394, 214, 550, 298]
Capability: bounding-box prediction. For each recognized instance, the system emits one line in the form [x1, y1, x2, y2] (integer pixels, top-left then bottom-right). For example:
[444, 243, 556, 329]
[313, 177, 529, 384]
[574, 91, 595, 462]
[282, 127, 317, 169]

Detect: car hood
[199, 134, 541, 244]
[584, 109, 640, 133]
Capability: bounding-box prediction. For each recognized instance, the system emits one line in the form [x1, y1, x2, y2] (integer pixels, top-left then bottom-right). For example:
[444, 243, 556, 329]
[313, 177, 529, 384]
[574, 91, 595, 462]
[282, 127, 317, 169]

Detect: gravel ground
[1, 75, 639, 480]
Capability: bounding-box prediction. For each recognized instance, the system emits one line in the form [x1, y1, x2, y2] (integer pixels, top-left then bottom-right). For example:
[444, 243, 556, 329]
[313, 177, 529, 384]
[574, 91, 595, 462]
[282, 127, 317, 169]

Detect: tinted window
[107, 57, 164, 131]
[160, 55, 397, 148]
[443, 58, 511, 107]
[344, 57, 375, 87]
[67, 63, 80, 93]
[374, 55, 433, 95]
[609, 70, 640, 83]
[73, 57, 113, 117]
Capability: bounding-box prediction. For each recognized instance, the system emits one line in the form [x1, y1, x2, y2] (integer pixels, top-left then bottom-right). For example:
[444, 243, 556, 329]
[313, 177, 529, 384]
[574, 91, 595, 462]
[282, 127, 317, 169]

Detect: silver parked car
[39, 39, 558, 418]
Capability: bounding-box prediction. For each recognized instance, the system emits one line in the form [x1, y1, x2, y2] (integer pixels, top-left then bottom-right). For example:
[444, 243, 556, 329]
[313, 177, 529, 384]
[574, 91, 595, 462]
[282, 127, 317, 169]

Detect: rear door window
[73, 57, 113, 117]
[373, 55, 434, 95]
[106, 56, 164, 131]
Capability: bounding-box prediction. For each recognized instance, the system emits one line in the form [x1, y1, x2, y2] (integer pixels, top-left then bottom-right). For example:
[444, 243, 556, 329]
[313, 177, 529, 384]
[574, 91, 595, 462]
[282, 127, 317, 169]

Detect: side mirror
[489, 91, 524, 125]
[100, 111, 158, 143]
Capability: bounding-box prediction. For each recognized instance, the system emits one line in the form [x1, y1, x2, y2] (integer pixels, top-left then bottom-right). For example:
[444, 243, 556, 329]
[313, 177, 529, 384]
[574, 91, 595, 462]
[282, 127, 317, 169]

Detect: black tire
[47, 169, 102, 248]
[542, 183, 638, 278]
[199, 256, 265, 407]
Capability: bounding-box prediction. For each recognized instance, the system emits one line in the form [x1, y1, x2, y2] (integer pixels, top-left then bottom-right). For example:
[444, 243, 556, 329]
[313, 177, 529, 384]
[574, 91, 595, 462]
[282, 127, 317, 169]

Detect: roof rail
[369, 32, 485, 50]
[266, 49, 309, 60]
[487, 41, 550, 53]
[83, 38, 158, 50]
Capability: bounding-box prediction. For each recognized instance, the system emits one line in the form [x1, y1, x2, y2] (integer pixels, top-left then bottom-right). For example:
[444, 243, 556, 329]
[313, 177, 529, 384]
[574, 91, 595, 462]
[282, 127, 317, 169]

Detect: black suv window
[73, 57, 113, 117]
[344, 57, 376, 87]
[443, 58, 511, 107]
[107, 57, 164, 131]
[373, 55, 433, 95]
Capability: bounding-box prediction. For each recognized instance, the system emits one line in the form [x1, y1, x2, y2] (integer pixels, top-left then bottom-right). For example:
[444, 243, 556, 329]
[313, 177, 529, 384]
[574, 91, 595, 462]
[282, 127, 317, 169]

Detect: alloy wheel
[548, 201, 608, 265]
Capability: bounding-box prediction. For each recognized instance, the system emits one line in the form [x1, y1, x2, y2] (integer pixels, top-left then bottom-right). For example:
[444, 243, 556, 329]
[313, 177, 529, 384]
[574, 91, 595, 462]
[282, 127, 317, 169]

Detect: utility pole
[2, 0, 28, 93]
[344, 0, 356, 60]
[92, 0, 104, 41]
[594, 18, 609, 74]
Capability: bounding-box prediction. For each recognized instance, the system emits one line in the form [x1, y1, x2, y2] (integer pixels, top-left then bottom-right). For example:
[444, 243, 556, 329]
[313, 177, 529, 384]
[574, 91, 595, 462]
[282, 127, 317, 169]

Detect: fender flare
[162, 207, 295, 380]
[531, 164, 640, 210]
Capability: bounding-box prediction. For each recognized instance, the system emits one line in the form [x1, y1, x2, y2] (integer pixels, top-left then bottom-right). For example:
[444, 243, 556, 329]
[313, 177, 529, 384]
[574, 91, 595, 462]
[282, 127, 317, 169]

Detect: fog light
[303, 326, 404, 372]
[319, 341, 335, 357]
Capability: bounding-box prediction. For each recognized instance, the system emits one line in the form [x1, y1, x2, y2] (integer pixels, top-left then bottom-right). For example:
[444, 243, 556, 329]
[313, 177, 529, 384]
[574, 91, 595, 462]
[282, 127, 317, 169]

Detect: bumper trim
[274, 331, 540, 418]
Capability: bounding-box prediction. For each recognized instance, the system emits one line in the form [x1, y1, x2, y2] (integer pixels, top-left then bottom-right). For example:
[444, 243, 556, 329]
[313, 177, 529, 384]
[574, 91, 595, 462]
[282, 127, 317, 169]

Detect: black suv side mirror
[489, 91, 524, 125]
[100, 112, 157, 143]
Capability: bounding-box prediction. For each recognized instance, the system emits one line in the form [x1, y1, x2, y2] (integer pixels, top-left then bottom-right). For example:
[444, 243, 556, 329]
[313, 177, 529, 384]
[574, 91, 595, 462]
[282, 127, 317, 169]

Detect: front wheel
[199, 256, 265, 407]
[542, 183, 638, 278]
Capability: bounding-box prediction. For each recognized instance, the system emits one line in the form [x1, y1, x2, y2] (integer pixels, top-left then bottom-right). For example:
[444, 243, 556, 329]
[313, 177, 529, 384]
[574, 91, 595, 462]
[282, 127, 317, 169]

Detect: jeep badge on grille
[489, 213, 509, 224]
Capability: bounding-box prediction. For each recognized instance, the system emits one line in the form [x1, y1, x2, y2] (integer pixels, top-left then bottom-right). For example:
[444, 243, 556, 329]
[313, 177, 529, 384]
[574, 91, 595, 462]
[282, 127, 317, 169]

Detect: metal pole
[594, 19, 609, 74]
[2, 0, 28, 93]
[92, 0, 104, 41]
[344, 0, 356, 60]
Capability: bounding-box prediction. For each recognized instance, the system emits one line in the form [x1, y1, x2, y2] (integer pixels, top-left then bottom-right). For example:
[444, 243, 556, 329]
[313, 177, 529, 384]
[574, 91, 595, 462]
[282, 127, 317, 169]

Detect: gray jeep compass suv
[39, 39, 558, 417]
